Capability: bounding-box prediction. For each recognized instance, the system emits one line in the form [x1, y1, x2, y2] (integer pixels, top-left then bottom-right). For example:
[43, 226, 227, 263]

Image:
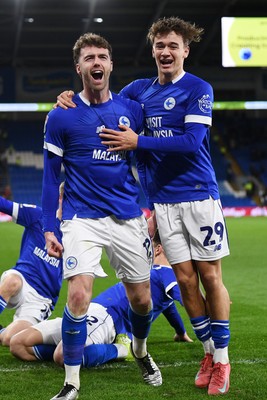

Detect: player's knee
[1, 331, 13, 347]
[53, 347, 64, 366]
[9, 335, 22, 357]
[1, 274, 23, 297]
[130, 294, 152, 315]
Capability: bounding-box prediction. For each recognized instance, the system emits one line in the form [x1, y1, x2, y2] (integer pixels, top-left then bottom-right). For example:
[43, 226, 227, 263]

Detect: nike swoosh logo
[218, 377, 229, 393]
[65, 330, 81, 335]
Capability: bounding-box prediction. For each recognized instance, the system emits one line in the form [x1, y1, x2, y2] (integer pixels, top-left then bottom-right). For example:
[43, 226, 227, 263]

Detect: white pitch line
[1, 358, 266, 373]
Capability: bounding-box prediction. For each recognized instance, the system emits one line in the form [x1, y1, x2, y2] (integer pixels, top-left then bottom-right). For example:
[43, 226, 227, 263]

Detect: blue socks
[62, 305, 87, 366]
[128, 306, 153, 339]
[190, 315, 211, 342]
[211, 320, 230, 348]
[82, 344, 118, 368]
[33, 344, 56, 361]
[0, 295, 7, 314]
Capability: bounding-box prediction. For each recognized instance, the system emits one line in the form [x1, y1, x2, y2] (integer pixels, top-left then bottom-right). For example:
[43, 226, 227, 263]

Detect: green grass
[0, 217, 266, 399]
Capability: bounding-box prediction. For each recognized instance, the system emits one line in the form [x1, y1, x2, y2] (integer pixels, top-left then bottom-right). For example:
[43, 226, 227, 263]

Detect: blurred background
[1, 0, 267, 215]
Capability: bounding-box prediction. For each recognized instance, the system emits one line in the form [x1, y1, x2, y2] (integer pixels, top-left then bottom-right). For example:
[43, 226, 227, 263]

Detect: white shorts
[0, 270, 53, 324]
[34, 303, 116, 346]
[33, 317, 62, 345]
[155, 197, 230, 264]
[61, 215, 152, 283]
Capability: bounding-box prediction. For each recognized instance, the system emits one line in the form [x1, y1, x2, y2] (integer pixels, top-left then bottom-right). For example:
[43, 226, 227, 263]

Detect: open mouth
[160, 59, 173, 65]
[91, 70, 104, 80]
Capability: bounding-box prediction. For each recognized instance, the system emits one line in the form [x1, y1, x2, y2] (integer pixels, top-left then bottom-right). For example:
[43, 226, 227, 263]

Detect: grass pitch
[0, 217, 266, 400]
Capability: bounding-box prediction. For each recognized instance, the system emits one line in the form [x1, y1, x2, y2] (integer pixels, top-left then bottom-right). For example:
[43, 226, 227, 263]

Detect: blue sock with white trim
[0, 295, 7, 314]
[62, 305, 87, 366]
[211, 320, 230, 348]
[82, 344, 118, 368]
[33, 344, 56, 361]
[190, 315, 211, 343]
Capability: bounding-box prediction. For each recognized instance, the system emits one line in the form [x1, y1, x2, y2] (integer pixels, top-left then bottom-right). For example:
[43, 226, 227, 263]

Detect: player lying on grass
[0, 185, 64, 347]
[10, 230, 192, 368]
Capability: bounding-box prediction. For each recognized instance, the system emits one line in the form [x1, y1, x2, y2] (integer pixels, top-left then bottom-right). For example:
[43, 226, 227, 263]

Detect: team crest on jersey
[164, 97, 176, 110]
[119, 116, 130, 127]
[198, 94, 213, 113]
[65, 256, 78, 270]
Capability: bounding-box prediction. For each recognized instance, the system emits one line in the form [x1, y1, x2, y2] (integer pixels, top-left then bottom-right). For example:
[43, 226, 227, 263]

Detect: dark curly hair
[147, 16, 204, 46]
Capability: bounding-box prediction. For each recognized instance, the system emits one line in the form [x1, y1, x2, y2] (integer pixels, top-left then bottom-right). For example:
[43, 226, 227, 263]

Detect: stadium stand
[1, 118, 266, 208]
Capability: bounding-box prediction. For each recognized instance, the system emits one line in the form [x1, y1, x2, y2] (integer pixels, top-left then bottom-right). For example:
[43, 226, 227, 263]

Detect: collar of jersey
[78, 91, 113, 106]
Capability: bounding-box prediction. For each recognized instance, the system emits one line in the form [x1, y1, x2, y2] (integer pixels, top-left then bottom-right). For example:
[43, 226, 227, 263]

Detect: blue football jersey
[120, 73, 220, 204]
[42, 92, 144, 232]
[0, 196, 63, 308]
[92, 264, 182, 336]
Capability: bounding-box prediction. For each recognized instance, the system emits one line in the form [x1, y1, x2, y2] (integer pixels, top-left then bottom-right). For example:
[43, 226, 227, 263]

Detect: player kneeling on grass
[0, 185, 63, 347]
[10, 231, 192, 371]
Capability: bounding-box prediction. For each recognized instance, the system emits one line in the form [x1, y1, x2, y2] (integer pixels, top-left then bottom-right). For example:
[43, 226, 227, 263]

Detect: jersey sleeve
[137, 122, 208, 153]
[137, 79, 213, 153]
[42, 110, 64, 232]
[0, 196, 42, 227]
[162, 303, 186, 335]
[0, 196, 14, 216]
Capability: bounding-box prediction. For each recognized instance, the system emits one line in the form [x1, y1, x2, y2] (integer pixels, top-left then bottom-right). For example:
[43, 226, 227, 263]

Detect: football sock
[33, 344, 56, 361]
[62, 305, 87, 389]
[0, 295, 7, 314]
[211, 319, 230, 363]
[82, 344, 118, 368]
[190, 315, 211, 346]
[128, 306, 153, 339]
[128, 306, 153, 358]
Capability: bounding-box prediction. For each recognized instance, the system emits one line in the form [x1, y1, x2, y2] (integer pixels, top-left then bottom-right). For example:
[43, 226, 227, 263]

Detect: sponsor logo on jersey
[33, 247, 61, 267]
[164, 97, 176, 110]
[92, 148, 126, 161]
[198, 94, 213, 113]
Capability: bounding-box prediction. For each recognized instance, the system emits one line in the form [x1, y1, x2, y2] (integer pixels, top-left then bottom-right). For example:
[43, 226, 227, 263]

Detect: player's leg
[155, 202, 214, 389]
[51, 218, 103, 400]
[10, 317, 62, 362]
[189, 198, 230, 394]
[0, 270, 23, 308]
[61, 275, 93, 388]
[10, 326, 44, 360]
[54, 340, 130, 369]
[197, 259, 231, 395]
[0, 271, 23, 340]
[0, 270, 28, 346]
[108, 215, 162, 386]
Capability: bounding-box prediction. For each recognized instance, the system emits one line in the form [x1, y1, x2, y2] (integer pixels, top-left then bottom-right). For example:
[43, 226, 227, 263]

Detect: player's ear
[152, 48, 155, 59]
[110, 60, 113, 72]
[76, 63, 82, 77]
[184, 45, 190, 59]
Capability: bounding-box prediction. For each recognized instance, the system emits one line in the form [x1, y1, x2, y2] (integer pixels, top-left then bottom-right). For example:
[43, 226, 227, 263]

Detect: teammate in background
[10, 230, 192, 368]
[0, 184, 63, 347]
[42, 33, 161, 400]
[55, 16, 231, 396]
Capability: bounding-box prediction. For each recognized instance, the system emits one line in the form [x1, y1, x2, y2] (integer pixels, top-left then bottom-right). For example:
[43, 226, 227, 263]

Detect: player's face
[76, 45, 113, 92]
[152, 31, 189, 84]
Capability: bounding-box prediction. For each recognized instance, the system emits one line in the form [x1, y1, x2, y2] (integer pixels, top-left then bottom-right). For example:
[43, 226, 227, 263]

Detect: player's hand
[44, 232, 63, 258]
[174, 332, 193, 343]
[53, 90, 76, 109]
[147, 211, 157, 238]
[99, 125, 138, 151]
